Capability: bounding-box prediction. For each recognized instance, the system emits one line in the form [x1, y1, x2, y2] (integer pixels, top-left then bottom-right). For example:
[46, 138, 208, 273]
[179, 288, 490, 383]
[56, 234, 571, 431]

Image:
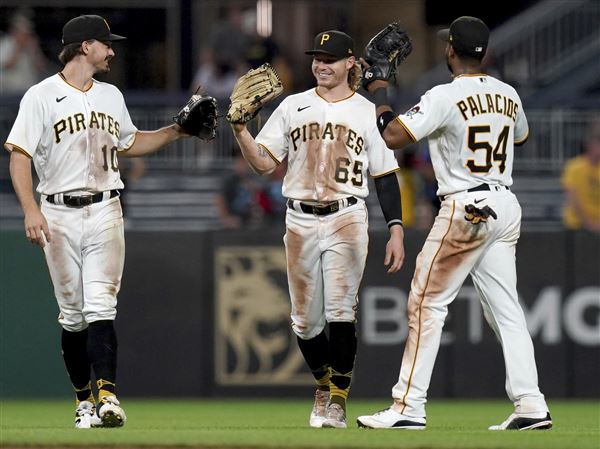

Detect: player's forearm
[9, 152, 39, 214]
[370, 87, 414, 150]
[122, 125, 186, 157]
[231, 124, 277, 176]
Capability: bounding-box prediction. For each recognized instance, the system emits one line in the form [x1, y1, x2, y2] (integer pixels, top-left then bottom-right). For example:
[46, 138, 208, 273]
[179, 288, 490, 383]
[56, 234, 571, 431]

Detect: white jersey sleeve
[5, 84, 46, 157]
[396, 86, 453, 142]
[514, 96, 529, 144]
[117, 92, 137, 150]
[255, 98, 290, 163]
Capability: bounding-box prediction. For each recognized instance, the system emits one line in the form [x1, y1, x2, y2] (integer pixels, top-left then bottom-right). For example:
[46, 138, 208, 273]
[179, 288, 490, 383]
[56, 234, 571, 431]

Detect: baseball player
[356, 16, 552, 430]
[230, 30, 405, 428]
[4, 15, 192, 428]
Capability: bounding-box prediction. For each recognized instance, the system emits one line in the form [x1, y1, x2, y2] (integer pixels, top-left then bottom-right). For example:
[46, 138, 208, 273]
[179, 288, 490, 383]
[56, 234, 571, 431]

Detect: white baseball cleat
[75, 401, 102, 429]
[322, 403, 347, 429]
[98, 395, 127, 428]
[488, 412, 552, 430]
[357, 407, 426, 430]
[309, 389, 330, 428]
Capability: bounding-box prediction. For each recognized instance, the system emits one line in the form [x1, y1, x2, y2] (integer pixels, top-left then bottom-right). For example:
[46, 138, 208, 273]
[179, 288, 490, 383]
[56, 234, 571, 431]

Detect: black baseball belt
[44, 190, 120, 208]
[286, 196, 358, 216]
[439, 184, 509, 201]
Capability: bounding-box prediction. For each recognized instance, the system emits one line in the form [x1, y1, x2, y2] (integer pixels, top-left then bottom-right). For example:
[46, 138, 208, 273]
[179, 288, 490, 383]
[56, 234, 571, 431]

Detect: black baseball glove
[464, 204, 498, 224]
[173, 95, 218, 140]
[362, 22, 412, 89]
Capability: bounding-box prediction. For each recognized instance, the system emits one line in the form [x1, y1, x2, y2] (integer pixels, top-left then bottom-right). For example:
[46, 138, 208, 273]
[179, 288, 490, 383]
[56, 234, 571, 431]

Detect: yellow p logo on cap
[320, 33, 330, 46]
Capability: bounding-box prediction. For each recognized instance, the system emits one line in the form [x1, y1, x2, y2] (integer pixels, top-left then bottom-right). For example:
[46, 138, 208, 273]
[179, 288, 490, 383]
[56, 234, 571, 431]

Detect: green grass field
[1, 399, 598, 449]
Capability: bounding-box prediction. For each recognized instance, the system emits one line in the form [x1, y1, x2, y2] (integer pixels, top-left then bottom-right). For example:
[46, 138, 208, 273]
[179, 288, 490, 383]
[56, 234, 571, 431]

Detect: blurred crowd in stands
[1, 5, 598, 234]
[190, 6, 294, 98]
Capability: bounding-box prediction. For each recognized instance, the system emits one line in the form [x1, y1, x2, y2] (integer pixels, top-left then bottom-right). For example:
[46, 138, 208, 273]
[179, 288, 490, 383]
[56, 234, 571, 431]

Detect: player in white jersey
[356, 17, 552, 431]
[4, 15, 193, 429]
[230, 30, 405, 428]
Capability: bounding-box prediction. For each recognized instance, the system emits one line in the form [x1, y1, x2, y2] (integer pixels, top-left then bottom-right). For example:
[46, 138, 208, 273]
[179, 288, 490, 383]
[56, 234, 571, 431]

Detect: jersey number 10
[466, 125, 509, 174]
[101, 145, 119, 172]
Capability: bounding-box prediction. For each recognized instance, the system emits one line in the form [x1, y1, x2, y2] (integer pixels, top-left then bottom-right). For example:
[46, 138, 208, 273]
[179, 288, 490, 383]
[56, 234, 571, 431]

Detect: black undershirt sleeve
[374, 172, 403, 228]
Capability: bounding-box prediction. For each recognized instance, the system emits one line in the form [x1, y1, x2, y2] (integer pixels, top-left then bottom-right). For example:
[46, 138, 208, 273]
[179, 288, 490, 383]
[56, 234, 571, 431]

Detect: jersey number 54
[466, 125, 509, 174]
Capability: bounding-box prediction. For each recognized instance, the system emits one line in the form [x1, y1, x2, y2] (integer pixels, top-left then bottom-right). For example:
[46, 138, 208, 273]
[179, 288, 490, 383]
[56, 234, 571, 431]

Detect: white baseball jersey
[396, 74, 528, 196]
[256, 88, 399, 201]
[375, 74, 548, 419]
[4, 73, 137, 195]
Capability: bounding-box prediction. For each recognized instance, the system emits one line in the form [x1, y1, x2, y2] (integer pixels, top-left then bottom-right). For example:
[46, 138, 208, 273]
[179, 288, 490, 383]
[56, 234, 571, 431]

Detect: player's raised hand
[23, 207, 51, 247]
[384, 225, 405, 273]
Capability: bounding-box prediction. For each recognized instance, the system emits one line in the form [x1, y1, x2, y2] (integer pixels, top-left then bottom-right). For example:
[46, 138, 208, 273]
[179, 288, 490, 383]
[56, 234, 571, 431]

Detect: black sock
[87, 320, 118, 396]
[328, 322, 357, 409]
[297, 330, 330, 389]
[61, 328, 92, 402]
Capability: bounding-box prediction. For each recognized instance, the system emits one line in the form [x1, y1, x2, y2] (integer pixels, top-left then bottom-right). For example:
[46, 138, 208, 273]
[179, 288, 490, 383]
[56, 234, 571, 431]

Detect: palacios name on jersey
[456, 93, 518, 122]
[53, 111, 121, 144]
[290, 121, 364, 155]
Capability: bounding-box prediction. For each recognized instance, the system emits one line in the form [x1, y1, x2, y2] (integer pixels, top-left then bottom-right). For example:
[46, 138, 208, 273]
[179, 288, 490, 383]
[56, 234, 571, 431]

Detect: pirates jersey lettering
[256, 88, 399, 202]
[54, 111, 121, 143]
[290, 122, 363, 155]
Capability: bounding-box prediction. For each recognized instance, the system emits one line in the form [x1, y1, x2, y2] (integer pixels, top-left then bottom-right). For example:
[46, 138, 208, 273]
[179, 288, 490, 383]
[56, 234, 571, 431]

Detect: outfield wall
[1, 229, 598, 399]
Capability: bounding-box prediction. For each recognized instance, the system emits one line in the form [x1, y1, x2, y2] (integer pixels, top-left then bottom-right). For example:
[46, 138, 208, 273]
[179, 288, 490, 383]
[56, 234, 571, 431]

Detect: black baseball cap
[62, 15, 126, 45]
[437, 16, 489, 58]
[305, 30, 354, 59]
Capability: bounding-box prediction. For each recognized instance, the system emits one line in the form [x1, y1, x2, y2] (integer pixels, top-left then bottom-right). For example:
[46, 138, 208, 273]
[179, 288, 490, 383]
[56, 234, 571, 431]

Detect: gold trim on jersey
[58, 72, 94, 92]
[396, 117, 417, 142]
[3, 142, 32, 158]
[314, 87, 355, 103]
[453, 73, 487, 79]
[400, 200, 456, 415]
[515, 129, 529, 146]
[371, 167, 401, 178]
[119, 132, 138, 152]
[257, 143, 282, 164]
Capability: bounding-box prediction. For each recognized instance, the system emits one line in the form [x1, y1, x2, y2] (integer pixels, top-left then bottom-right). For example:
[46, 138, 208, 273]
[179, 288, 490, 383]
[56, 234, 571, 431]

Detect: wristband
[387, 219, 403, 229]
[372, 87, 390, 108]
[377, 111, 396, 135]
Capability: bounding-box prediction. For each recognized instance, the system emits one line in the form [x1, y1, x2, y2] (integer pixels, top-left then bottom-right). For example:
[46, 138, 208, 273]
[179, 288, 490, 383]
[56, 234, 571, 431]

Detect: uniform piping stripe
[396, 117, 417, 142]
[400, 200, 456, 414]
[371, 167, 401, 178]
[58, 72, 93, 92]
[314, 87, 355, 103]
[454, 73, 487, 79]
[257, 143, 282, 164]
[515, 129, 529, 146]
[120, 133, 138, 152]
[4, 142, 32, 158]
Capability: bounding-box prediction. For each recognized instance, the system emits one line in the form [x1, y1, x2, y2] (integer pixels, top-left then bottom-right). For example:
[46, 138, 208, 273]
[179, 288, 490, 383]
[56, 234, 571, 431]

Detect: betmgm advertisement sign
[212, 232, 599, 395]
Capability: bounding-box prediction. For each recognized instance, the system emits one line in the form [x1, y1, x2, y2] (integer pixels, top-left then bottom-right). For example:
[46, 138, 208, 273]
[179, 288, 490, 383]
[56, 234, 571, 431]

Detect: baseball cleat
[75, 401, 102, 429]
[322, 403, 347, 429]
[309, 389, 330, 428]
[357, 407, 426, 430]
[488, 412, 552, 430]
[98, 395, 127, 428]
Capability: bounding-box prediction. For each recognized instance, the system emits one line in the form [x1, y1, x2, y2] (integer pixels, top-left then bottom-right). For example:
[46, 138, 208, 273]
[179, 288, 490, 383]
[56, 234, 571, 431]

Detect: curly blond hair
[348, 62, 362, 91]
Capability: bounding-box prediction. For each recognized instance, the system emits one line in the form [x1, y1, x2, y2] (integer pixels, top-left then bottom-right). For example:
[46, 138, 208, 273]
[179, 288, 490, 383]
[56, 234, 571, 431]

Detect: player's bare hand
[24, 207, 51, 247]
[384, 225, 405, 273]
[230, 122, 247, 134]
